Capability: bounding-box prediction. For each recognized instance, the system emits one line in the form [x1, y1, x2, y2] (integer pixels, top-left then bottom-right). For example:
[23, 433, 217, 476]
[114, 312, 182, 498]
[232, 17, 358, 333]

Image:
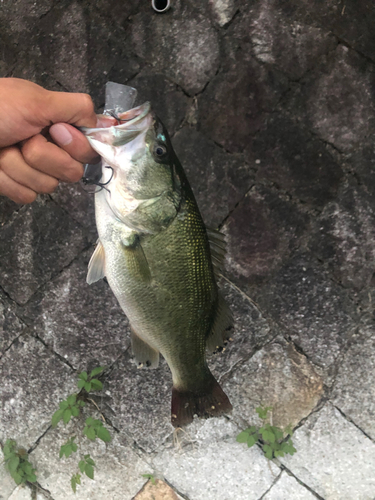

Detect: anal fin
[206, 292, 234, 354]
[131, 328, 159, 369]
[87, 240, 105, 284]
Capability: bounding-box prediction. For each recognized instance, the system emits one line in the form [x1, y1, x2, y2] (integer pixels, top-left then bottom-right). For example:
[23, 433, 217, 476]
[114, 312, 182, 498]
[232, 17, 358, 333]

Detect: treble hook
[107, 110, 132, 125]
[99, 166, 114, 187]
[82, 166, 114, 194]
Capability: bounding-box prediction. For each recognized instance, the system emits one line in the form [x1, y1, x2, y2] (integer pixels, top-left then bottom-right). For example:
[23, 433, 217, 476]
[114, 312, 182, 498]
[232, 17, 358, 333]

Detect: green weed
[2, 439, 37, 485]
[52, 366, 111, 493]
[141, 473, 156, 485]
[236, 406, 297, 459]
[59, 436, 78, 459]
[83, 417, 111, 442]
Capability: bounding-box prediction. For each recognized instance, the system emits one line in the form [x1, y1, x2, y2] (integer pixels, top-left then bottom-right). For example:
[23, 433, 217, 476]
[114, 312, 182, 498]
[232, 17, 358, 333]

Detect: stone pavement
[1, 0, 375, 498]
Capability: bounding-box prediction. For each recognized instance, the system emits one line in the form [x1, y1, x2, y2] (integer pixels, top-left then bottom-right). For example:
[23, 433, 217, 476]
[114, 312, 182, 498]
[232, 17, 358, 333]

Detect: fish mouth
[115, 102, 151, 126]
[82, 102, 152, 147]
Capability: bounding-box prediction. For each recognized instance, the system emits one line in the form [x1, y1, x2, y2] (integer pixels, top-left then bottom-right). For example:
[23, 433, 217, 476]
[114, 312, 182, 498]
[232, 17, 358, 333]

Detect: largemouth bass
[83, 102, 233, 427]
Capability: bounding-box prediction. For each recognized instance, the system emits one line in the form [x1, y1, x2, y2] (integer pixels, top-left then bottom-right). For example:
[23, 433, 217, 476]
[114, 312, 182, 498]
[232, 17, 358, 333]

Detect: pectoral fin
[131, 328, 159, 368]
[121, 237, 152, 282]
[87, 240, 106, 284]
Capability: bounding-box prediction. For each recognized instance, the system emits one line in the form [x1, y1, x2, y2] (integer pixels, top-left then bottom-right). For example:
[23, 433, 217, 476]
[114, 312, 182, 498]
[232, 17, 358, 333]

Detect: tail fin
[171, 377, 232, 427]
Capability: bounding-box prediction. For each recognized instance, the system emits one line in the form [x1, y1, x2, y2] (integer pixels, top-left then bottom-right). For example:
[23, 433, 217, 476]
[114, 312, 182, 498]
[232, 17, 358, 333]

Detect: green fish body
[84, 103, 232, 426]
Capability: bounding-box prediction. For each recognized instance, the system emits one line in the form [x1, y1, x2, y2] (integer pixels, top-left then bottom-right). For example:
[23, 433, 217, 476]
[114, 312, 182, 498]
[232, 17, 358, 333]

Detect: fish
[82, 102, 233, 427]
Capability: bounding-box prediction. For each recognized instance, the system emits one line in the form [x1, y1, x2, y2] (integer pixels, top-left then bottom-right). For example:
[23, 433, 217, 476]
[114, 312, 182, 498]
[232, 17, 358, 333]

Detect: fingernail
[50, 124, 73, 146]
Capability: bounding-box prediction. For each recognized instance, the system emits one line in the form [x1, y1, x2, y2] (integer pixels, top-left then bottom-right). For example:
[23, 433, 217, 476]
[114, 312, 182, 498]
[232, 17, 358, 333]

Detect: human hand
[0, 78, 100, 204]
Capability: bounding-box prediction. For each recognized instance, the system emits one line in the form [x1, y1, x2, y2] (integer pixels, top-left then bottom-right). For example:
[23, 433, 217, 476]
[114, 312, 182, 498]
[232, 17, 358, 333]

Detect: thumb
[49, 123, 99, 164]
[46, 91, 98, 128]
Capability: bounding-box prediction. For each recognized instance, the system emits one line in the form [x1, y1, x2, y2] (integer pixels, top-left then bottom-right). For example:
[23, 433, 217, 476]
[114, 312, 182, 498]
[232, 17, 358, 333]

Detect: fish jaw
[82, 102, 157, 223]
[82, 102, 153, 169]
[82, 102, 151, 139]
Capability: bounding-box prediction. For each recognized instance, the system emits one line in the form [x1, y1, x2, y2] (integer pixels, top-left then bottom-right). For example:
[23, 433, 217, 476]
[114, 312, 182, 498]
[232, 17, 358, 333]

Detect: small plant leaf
[63, 408, 72, 424]
[272, 442, 281, 452]
[8, 456, 19, 473]
[142, 473, 156, 485]
[71, 473, 81, 493]
[61, 443, 74, 459]
[84, 382, 92, 392]
[85, 463, 94, 480]
[71, 475, 77, 493]
[282, 440, 297, 455]
[71, 406, 80, 417]
[236, 431, 249, 443]
[78, 460, 86, 474]
[86, 457, 95, 466]
[97, 426, 111, 443]
[79, 371, 88, 381]
[51, 409, 64, 427]
[3, 443, 11, 457]
[274, 450, 285, 458]
[272, 427, 284, 441]
[247, 434, 257, 448]
[85, 417, 95, 426]
[267, 431, 275, 444]
[260, 428, 269, 441]
[85, 427, 96, 441]
[13, 472, 23, 485]
[67, 394, 77, 406]
[92, 419, 102, 429]
[27, 473, 37, 483]
[90, 379, 103, 391]
[90, 366, 105, 378]
[77, 380, 86, 390]
[59, 400, 69, 410]
[256, 406, 272, 420]
[24, 464, 33, 475]
[263, 444, 273, 460]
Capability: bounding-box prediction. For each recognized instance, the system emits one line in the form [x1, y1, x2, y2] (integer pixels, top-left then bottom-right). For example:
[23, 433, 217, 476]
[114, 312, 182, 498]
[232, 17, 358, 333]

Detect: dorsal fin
[206, 227, 227, 277]
[206, 292, 234, 353]
[87, 240, 106, 284]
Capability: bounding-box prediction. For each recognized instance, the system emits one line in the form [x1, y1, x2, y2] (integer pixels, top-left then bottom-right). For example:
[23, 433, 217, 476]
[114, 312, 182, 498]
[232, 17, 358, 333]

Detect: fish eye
[153, 144, 167, 157]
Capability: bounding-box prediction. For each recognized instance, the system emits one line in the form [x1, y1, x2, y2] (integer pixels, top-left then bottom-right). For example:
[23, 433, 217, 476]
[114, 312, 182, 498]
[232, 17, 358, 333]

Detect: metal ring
[151, 0, 171, 13]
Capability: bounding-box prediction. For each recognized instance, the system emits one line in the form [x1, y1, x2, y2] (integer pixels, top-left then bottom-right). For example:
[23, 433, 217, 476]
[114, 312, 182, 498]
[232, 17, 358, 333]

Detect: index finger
[45, 91, 98, 128]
